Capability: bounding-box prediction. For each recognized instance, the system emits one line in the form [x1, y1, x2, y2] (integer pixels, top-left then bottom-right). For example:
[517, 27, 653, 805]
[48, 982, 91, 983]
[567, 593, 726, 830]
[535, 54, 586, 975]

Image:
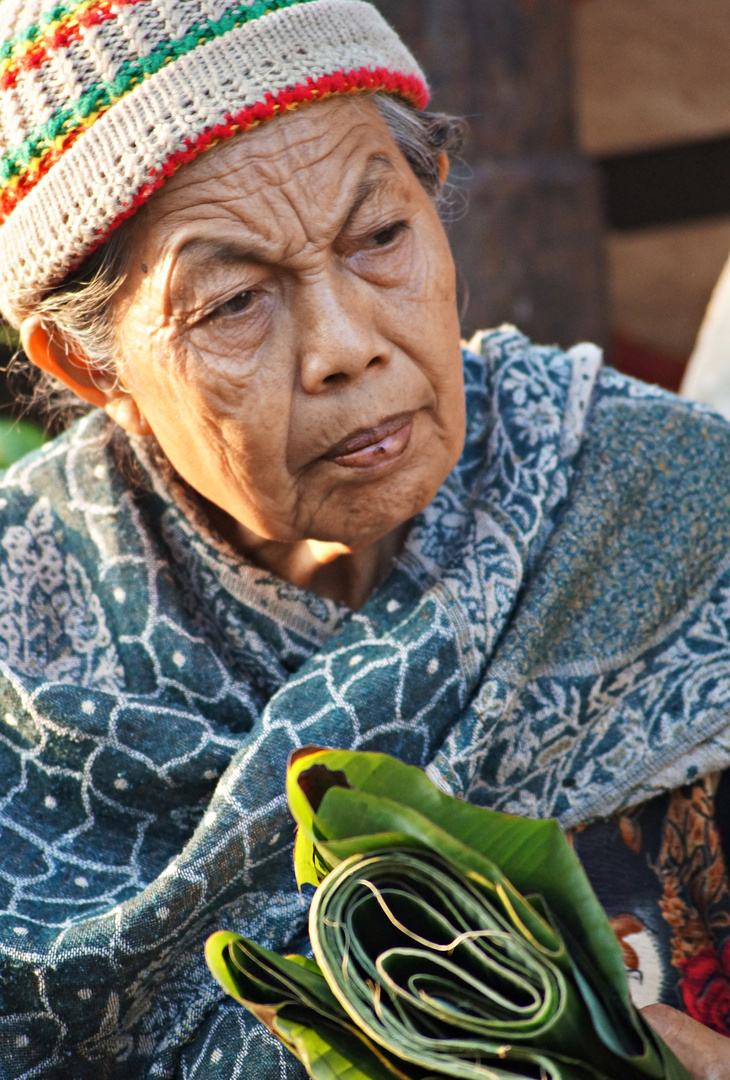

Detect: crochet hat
[0, 0, 427, 325]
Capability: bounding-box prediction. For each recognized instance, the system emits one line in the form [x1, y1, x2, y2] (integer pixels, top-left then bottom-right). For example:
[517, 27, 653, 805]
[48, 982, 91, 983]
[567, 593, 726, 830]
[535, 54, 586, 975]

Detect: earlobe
[104, 392, 152, 436]
[20, 316, 110, 408]
[437, 151, 450, 187]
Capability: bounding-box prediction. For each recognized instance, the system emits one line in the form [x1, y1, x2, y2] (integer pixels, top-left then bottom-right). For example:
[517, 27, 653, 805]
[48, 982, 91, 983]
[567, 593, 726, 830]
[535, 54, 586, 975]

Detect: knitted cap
[0, 0, 427, 325]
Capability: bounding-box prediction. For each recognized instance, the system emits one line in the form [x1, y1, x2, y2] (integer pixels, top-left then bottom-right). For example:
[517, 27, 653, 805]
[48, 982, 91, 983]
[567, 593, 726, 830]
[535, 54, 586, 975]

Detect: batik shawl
[1, 327, 730, 1078]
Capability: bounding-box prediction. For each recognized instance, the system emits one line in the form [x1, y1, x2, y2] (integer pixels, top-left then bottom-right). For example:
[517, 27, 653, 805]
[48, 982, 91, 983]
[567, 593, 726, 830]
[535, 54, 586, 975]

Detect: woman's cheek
[167, 332, 267, 421]
[186, 326, 262, 373]
[350, 236, 415, 290]
[183, 289, 271, 360]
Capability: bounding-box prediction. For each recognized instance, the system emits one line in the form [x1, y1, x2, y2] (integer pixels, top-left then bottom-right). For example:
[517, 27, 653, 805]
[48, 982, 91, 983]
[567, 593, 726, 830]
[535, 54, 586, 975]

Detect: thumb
[642, 1003, 730, 1080]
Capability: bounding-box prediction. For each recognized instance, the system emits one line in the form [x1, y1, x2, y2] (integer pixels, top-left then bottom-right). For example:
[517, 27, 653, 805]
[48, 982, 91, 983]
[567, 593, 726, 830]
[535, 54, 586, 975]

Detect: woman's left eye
[370, 222, 407, 247]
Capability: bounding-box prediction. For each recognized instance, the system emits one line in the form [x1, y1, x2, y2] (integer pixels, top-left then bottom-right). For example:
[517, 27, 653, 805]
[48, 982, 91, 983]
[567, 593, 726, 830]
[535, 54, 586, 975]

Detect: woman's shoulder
[0, 410, 139, 590]
[459, 325, 604, 485]
[464, 323, 730, 447]
[0, 409, 133, 522]
[465, 324, 602, 382]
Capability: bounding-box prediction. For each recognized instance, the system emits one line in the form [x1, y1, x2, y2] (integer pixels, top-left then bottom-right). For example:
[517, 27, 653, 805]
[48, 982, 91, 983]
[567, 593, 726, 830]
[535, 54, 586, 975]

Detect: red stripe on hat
[73, 67, 429, 268]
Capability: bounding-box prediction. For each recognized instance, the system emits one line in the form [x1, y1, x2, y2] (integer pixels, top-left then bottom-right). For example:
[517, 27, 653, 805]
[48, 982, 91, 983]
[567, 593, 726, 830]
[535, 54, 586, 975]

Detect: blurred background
[574, 0, 730, 392]
[375, 0, 730, 392]
[1, 0, 729, 455]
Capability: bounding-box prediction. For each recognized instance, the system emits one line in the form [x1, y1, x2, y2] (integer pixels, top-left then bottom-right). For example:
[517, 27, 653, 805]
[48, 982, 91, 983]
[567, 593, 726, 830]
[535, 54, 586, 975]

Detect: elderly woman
[0, 0, 729, 1075]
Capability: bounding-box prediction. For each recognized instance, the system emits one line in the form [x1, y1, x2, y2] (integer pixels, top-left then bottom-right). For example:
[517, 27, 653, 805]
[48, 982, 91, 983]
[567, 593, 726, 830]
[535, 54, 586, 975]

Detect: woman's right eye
[209, 291, 254, 320]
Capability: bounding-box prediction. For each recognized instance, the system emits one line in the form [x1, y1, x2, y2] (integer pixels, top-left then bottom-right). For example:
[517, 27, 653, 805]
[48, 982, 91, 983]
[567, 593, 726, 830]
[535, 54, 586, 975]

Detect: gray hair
[20, 94, 465, 426]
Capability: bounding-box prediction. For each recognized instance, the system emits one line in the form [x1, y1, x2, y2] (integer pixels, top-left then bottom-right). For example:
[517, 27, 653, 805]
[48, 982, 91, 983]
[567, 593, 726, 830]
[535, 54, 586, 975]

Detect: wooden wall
[574, 0, 730, 388]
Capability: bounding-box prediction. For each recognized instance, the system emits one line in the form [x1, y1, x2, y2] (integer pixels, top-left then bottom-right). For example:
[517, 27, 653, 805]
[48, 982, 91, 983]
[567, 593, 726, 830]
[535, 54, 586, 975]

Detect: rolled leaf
[207, 749, 691, 1080]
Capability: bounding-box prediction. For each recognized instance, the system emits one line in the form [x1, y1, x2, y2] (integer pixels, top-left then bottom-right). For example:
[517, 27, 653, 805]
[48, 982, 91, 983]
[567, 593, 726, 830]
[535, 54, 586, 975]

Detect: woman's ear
[103, 390, 152, 436]
[20, 316, 151, 436]
[437, 151, 450, 187]
[21, 316, 110, 407]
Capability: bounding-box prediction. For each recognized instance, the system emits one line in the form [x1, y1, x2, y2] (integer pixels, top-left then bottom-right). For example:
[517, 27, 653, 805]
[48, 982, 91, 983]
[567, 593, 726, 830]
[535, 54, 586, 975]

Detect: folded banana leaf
[206, 748, 691, 1080]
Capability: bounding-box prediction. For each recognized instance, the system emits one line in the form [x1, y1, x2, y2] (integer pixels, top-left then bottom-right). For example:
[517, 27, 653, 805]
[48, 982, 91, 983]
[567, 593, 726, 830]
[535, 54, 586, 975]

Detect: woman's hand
[642, 1004, 730, 1079]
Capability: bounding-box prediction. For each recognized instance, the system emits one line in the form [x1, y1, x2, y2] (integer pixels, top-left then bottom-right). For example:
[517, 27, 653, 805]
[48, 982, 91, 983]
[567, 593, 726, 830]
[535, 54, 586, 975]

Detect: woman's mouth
[324, 413, 414, 469]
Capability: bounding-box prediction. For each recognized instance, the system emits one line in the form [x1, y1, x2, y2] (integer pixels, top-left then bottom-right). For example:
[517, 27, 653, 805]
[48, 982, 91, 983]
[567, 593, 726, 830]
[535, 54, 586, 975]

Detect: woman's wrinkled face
[113, 94, 465, 550]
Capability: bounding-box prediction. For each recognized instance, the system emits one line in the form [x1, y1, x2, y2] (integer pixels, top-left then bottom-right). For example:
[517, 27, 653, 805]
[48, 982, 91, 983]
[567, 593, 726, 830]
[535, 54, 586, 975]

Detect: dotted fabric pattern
[0, 0, 426, 323]
[2, 329, 730, 1074]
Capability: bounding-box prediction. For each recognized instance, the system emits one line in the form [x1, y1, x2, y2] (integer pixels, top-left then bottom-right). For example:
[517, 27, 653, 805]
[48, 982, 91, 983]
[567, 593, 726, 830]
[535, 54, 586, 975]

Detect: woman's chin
[304, 469, 445, 552]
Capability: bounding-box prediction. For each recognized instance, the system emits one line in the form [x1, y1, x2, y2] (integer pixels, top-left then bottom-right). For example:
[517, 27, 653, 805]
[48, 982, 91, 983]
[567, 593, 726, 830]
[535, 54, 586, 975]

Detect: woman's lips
[323, 413, 414, 469]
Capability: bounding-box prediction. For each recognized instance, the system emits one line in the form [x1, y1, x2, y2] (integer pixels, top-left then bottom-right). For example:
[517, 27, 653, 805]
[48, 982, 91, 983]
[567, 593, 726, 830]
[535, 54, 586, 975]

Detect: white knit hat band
[0, 0, 426, 324]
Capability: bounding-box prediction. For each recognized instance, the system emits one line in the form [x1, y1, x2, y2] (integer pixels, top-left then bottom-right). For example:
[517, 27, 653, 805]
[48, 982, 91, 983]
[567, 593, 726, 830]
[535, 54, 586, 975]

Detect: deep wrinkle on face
[111, 95, 466, 605]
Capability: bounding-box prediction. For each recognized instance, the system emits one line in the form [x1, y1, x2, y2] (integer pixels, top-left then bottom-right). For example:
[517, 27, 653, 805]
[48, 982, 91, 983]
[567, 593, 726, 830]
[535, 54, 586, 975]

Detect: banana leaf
[206, 748, 691, 1080]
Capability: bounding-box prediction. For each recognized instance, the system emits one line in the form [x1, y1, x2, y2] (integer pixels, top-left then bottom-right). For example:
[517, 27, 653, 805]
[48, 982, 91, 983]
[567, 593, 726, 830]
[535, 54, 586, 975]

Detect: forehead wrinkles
[152, 101, 386, 218]
[242, 109, 376, 192]
[133, 105, 398, 275]
[210, 119, 389, 261]
[248, 133, 376, 255]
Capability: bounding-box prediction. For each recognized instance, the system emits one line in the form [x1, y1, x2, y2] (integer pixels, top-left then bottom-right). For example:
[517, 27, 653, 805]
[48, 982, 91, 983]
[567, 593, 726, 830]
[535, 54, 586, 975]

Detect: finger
[642, 1003, 730, 1080]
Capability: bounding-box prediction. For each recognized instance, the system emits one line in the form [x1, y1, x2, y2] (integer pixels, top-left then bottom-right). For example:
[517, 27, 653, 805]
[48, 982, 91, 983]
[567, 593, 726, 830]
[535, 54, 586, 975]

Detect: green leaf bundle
[206, 748, 691, 1080]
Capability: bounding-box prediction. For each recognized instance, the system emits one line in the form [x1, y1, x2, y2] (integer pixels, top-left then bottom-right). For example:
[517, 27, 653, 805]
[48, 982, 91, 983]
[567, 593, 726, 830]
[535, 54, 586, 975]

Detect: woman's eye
[370, 222, 407, 247]
[210, 291, 254, 319]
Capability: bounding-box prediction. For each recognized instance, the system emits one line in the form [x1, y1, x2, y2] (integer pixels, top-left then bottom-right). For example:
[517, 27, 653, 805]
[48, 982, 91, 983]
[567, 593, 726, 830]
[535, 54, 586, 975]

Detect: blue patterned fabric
[2, 327, 730, 1076]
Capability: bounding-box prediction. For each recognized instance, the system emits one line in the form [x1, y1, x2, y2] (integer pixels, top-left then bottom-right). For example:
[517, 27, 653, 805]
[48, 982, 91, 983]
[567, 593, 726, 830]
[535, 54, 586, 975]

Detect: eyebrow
[174, 154, 399, 269]
[340, 154, 397, 230]
[175, 236, 262, 269]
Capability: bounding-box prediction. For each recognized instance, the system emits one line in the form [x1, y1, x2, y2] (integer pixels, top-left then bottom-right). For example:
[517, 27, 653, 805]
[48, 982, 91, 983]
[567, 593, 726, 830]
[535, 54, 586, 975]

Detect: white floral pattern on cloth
[1, 327, 730, 1076]
[0, 497, 120, 688]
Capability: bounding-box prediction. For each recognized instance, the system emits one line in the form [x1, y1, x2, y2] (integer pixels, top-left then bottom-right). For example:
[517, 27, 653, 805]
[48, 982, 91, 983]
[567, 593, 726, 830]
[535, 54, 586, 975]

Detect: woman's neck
[273, 526, 409, 609]
[205, 500, 409, 609]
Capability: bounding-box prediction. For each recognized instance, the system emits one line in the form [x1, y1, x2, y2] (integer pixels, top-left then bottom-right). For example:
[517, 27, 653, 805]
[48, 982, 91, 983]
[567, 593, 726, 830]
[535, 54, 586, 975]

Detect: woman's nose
[296, 273, 391, 394]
